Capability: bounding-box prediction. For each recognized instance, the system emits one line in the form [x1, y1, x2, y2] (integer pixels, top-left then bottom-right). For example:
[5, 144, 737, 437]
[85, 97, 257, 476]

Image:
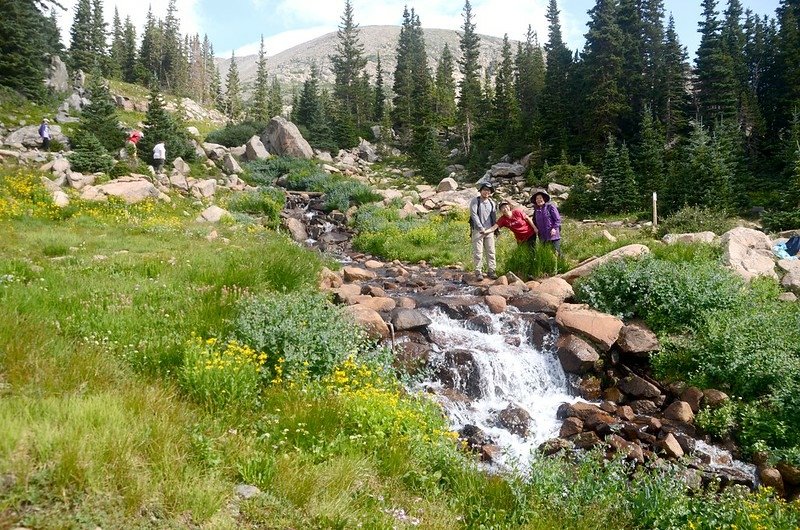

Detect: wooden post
[652, 192, 658, 230]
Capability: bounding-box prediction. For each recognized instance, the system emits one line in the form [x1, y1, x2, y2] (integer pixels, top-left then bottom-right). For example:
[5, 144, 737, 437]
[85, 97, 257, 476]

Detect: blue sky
[56, 0, 782, 59]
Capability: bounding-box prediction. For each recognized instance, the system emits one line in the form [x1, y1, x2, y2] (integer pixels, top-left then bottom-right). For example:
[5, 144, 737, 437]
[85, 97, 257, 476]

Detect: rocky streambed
[317, 256, 799, 499]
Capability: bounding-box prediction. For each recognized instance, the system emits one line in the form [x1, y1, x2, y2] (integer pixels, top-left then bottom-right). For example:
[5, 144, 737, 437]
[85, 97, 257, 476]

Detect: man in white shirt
[152, 140, 166, 173]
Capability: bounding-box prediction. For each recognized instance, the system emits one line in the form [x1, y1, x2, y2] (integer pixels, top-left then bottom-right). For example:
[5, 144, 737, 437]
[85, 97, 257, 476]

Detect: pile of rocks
[316, 246, 799, 499]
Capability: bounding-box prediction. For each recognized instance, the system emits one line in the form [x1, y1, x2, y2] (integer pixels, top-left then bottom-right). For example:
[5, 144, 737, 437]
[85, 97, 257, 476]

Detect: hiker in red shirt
[489, 201, 538, 246]
[126, 129, 143, 158]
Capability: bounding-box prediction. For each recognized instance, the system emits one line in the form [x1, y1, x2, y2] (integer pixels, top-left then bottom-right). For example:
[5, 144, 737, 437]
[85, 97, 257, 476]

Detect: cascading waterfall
[417, 305, 578, 468]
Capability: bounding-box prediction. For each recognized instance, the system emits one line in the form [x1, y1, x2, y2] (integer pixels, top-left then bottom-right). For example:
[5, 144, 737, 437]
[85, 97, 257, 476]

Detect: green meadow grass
[1, 170, 798, 528]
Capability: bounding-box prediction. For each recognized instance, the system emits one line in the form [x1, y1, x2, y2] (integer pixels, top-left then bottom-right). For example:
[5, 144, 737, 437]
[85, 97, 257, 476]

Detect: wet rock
[395, 296, 417, 309]
[703, 389, 730, 408]
[535, 277, 574, 303]
[508, 292, 560, 315]
[356, 296, 396, 313]
[436, 349, 483, 399]
[319, 267, 343, 291]
[538, 438, 573, 456]
[584, 411, 616, 434]
[629, 400, 659, 415]
[435, 296, 483, 319]
[342, 266, 377, 282]
[617, 320, 660, 356]
[658, 433, 685, 459]
[333, 284, 361, 304]
[391, 308, 432, 332]
[617, 405, 635, 421]
[618, 374, 661, 399]
[393, 341, 430, 376]
[557, 401, 604, 421]
[560, 417, 584, 438]
[465, 314, 493, 334]
[344, 305, 389, 339]
[484, 294, 506, 314]
[573, 431, 602, 449]
[578, 376, 603, 400]
[777, 462, 800, 486]
[363, 285, 386, 298]
[663, 401, 695, 423]
[555, 304, 623, 351]
[497, 404, 532, 437]
[604, 386, 625, 404]
[460, 424, 489, 450]
[759, 467, 785, 496]
[481, 444, 503, 463]
[487, 284, 527, 298]
[660, 418, 697, 439]
[556, 333, 600, 374]
[681, 386, 704, 413]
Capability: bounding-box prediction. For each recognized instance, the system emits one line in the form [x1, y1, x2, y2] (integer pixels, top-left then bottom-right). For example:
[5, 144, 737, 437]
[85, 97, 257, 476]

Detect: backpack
[786, 235, 800, 256]
[469, 198, 496, 231]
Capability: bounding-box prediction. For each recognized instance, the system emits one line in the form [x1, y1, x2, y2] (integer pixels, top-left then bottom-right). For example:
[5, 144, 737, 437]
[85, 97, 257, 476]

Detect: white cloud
[54, 0, 202, 47]
[229, 26, 334, 57]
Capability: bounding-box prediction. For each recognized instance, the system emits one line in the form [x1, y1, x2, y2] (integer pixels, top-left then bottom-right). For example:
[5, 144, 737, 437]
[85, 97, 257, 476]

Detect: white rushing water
[417, 306, 578, 469]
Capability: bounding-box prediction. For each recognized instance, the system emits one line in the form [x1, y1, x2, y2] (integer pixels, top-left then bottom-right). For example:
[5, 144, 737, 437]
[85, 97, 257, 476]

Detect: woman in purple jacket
[531, 189, 562, 258]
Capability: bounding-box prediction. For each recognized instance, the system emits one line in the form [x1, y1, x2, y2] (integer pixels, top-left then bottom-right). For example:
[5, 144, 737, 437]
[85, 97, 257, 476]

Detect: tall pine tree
[330, 0, 367, 146]
[224, 52, 243, 121]
[540, 0, 573, 163]
[251, 36, 270, 123]
[69, 0, 95, 72]
[580, 0, 626, 162]
[458, 0, 482, 155]
[433, 44, 457, 135]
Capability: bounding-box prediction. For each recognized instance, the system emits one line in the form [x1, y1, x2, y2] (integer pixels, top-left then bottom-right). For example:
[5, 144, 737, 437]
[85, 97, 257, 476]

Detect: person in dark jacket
[38, 118, 51, 150]
[531, 189, 562, 258]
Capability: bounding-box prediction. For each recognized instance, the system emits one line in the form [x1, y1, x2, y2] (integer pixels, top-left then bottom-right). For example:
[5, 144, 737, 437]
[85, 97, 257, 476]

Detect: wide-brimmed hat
[478, 181, 495, 192]
[42, 118, 49, 123]
[530, 189, 550, 204]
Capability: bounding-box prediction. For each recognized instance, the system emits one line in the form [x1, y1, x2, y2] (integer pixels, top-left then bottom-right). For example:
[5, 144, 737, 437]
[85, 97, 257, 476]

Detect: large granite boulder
[559, 244, 651, 284]
[83, 176, 159, 204]
[5, 124, 69, 148]
[244, 135, 270, 161]
[555, 303, 623, 351]
[720, 227, 777, 280]
[261, 116, 313, 159]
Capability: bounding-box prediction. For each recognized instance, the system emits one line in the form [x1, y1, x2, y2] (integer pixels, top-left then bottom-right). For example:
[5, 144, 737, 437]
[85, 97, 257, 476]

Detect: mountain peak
[217, 25, 520, 93]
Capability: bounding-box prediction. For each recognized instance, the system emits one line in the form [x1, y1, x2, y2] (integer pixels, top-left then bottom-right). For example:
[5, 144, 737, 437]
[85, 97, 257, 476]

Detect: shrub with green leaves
[246, 157, 318, 186]
[233, 290, 370, 380]
[653, 300, 800, 453]
[322, 180, 380, 212]
[224, 187, 285, 228]
[205, 120, 267, 148]
[573, 256, 744, 333]
[656, 205, 736, 237]
[762, 209, 800, 233]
